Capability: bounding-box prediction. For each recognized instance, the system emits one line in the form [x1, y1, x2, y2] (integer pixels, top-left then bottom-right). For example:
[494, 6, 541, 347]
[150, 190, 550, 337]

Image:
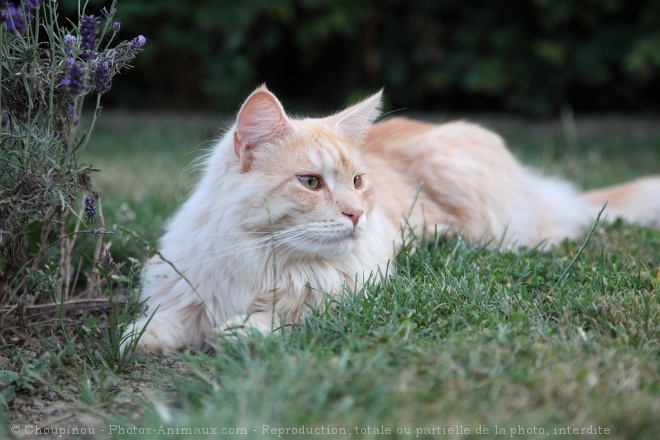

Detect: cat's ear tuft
[234, 86, 294, 164]
[328, 89, 383, 147]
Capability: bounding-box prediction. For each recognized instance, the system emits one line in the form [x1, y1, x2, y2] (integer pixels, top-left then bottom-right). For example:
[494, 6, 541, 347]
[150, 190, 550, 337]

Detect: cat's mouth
[322, 224, 363, 241]
[320, 231, 357, 243]
[309, 229, 361, 256]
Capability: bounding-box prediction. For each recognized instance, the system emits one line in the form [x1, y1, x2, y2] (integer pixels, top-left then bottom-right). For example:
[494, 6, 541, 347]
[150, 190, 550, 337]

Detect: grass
[2, 113, 660, 439]
[84, 112, 222, 242]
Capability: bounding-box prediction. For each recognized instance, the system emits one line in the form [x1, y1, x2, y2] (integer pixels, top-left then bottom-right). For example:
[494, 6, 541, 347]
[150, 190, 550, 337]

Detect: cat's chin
[295, 234, 359, 258]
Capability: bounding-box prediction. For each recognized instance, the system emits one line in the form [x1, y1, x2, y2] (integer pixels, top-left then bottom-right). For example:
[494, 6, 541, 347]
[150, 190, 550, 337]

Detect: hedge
[79, 0, 660, 114]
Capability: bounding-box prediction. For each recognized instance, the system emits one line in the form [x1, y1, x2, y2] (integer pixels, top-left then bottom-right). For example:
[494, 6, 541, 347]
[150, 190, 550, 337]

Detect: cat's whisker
[192, 237, 277, 260]
[201, 225, 312, 257]
[377, 108, 408, 121]
[198, 226, 323, 273]
[211, 229, 322, 292]
[190, 235, 276, 263]
[207, 225, 312, 239]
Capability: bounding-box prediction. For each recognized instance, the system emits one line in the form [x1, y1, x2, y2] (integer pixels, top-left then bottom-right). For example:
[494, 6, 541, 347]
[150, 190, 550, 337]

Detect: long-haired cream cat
[125, 86, 660, 354]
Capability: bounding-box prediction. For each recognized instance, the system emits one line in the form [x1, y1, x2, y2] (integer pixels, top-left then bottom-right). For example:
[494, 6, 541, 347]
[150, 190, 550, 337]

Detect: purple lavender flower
[61, 61, 87, 96]
[66, 105, 79, 126]
[102, 7, 115, 19]
[93, 61, 111, 94]
[112, 21, 120, 34]
[2, 5, 27, 35]
[84, 196, 96, 223]
[129, 35, 146, 54]
[25, 0, 44, 10]
[80, 15, 98, 49]
[80, 15, 98, 59]
[64, 34, 76, 59]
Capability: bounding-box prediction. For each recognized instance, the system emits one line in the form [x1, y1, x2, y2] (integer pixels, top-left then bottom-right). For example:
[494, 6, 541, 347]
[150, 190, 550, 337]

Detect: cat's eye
[298, 175, 320, 190]
[353, 175, 364, 189]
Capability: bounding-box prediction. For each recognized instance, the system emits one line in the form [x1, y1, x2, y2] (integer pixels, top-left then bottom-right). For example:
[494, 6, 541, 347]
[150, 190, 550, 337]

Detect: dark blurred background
[71, 0, 660, 115]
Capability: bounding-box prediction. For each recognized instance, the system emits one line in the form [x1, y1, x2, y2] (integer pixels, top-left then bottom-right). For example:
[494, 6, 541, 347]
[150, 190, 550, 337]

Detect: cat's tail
[581, 176, 660, 227]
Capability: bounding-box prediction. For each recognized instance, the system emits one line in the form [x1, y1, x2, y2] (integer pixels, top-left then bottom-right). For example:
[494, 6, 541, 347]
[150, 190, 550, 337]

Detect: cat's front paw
[209, 313, 280, 341]
[121, 317, 187, 355]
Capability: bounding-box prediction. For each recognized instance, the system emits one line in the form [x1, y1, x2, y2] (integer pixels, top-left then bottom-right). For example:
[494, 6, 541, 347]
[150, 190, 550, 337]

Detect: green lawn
[3, 113, 660, 440]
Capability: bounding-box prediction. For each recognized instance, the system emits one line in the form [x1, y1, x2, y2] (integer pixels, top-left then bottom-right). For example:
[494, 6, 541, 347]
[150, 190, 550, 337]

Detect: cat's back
[362, 117, 556, 246]
[365, 117, 436, 148]
[364, 117, 519, 173]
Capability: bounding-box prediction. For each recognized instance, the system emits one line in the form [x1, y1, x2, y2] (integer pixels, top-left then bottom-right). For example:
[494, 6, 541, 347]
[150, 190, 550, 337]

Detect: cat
[123, 85, 660, 354]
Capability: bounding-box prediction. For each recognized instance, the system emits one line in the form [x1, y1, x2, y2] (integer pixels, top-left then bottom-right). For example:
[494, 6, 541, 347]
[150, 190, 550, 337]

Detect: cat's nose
[342, 208, 364, 227]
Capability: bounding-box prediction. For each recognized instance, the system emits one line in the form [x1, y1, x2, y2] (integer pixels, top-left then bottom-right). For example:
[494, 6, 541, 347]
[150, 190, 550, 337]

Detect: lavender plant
[0, 1, 145, 313]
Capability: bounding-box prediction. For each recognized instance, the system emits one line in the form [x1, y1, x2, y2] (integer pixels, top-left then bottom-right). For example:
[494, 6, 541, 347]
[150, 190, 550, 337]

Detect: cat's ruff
[124, 85, 660, 354]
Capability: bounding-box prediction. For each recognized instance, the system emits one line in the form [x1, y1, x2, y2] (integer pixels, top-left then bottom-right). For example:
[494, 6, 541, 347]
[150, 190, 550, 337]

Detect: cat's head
[230, 85, 382, 258]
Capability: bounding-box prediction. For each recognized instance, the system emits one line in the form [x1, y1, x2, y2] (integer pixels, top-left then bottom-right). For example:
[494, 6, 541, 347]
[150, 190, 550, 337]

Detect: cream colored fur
[124, 86, 660, 354]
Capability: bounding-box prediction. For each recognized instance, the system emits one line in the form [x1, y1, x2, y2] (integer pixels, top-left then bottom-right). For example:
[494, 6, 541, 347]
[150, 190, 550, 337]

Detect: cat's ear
[327, 90, 383, 147]
[234, 85, 294, 165]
